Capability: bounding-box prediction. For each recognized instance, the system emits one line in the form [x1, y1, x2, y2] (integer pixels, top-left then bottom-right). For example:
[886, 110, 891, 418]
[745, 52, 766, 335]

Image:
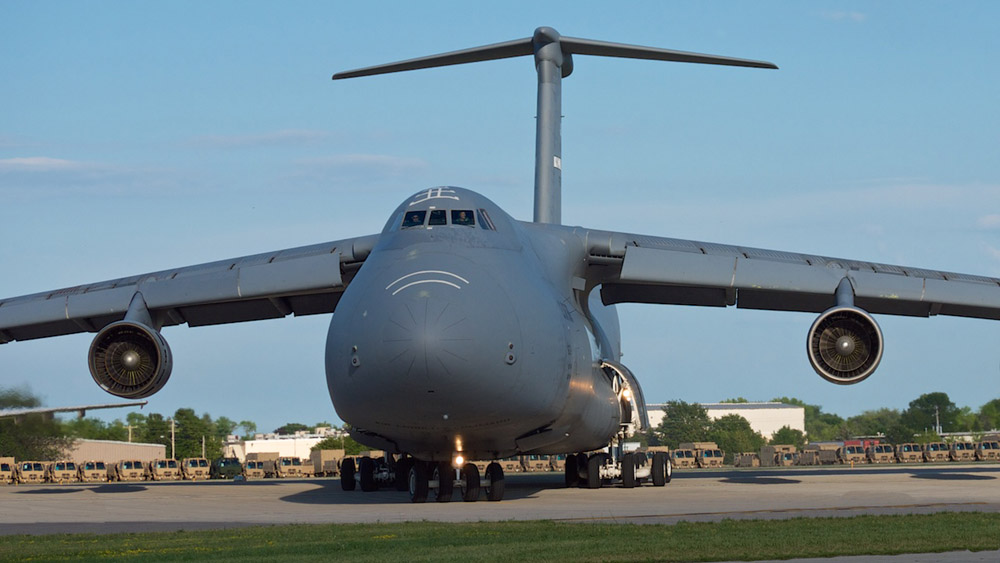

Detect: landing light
[454, 454, 465, 467]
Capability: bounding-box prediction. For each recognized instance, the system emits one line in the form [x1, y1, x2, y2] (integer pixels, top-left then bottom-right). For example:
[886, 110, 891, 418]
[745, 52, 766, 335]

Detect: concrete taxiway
[0, 464, 997, 535]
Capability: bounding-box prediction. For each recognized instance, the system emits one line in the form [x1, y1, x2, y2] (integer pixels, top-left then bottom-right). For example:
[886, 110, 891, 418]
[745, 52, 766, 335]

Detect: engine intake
[89, 321, 173, 398]
[807, 306, 882, 385]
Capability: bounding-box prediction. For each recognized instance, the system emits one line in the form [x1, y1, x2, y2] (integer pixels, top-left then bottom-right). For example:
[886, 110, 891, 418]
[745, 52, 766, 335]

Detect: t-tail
[333, 27, 777, 225]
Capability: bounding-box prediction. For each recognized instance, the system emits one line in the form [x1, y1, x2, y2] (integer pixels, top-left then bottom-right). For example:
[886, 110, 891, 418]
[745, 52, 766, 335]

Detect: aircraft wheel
[621, 453, 636, 488]
[434, 462, 453, 502]
[340, 458, 356, 491]
[394, 456, 413, 491]
[586, 454, 602, 489]
[359, 457, 377, 492]
[564, 455, 578, 487]
[409, 461, 428, 503]
[665, 456, 673, 483]
[651, 452, 666, 487]
[461, 463, 480, 502]
[485, 462, 505, 501]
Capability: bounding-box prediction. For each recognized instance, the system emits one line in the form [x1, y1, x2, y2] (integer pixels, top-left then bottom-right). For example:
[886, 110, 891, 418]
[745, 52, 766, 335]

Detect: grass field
[1, 512, 998, 562]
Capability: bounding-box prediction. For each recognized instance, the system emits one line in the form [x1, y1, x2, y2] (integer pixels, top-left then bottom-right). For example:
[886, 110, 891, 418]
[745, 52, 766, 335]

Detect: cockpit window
[477, 209, 496, 230]
[428, 209, 447, 226]
[451, 210, 475, 226]
[402, 210, 426, 228]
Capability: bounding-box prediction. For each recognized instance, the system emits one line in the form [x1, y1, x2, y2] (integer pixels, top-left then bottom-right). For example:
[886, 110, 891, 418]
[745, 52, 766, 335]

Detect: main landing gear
[564, 441, 672, 489]
[341, 454, 506, 502]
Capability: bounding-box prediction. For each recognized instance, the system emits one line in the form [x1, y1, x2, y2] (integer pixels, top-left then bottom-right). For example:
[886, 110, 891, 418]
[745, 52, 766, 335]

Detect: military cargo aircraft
[2, 28, 998, 502]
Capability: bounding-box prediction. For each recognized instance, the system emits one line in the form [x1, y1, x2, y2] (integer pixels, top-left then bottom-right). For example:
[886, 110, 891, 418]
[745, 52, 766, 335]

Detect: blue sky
[2, 2, 998, 435]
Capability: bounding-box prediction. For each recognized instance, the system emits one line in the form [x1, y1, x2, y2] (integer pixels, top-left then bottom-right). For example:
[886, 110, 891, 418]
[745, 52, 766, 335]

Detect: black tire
[485, 462, 505, 501]
[586, 454, 602, 489]
[564, 455, 578, 488]
[434, 462, 453, 502]
[359, 457, 377, 492]
[652, 452, 666, 487]
[575, 453, 589, 485]
[340, 458, 356, 491]
[394, 456, 413, 491]
[461, 463, 480, 502]
[409, 461, 428, 503]
[621, 452, 636, 488]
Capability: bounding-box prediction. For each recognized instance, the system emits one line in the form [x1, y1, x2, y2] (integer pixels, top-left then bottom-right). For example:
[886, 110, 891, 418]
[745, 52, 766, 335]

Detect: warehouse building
[646, 402, 805, 440]
[63, 439, 165, 463]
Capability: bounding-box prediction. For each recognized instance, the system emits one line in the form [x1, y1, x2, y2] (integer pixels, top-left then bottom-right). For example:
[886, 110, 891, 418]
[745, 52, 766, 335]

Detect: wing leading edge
[578, 227, 1000, 320]
[0, 234, 379, 344]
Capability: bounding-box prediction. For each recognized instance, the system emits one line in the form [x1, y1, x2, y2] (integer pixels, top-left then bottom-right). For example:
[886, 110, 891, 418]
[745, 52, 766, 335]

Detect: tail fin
[333, 27, 776, 224]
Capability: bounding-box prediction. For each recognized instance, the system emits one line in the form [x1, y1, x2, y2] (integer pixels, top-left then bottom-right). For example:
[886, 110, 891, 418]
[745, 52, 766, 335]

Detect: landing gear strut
[565, 433, 672, 490]
[342, 454, 506, 502]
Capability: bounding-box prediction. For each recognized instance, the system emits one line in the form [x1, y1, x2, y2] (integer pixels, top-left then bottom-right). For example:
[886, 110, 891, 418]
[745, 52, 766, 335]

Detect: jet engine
[88, 321, 173, 398]
[807, 306, 883, 385]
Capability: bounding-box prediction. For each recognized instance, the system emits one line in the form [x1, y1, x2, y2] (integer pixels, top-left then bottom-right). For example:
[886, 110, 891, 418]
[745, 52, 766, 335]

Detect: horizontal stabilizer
[333, 38, 533, 80]
[560, 36, 778, 69]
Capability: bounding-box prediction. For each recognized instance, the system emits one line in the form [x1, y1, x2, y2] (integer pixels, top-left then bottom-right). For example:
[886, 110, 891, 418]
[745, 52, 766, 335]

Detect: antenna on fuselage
[333, 27, 777, 225]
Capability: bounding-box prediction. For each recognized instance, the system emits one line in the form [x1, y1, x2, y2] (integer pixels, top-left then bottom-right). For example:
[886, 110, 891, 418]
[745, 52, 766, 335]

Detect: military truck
[866, 444, 896, 464]
[45, 461, 79, 483]
[521, 455, 550, 472]
[147, 459, 181, 481]
[976, 439, 1000, 461]
[210, 457, 244, 479]
[680, 443, 724, 468]
[734, 452, 760, 468]
[244, 460, 266, 479]
[948, 442, 976, 462]
[839, 445, 867, 465]
[923, 442, 949, 463]
[266, 457, 305, 478]
[309, 449, 344, 477]
[181, 458, 210, 480]
[0, 457, 15, 484]
[671, 448, 697, 468]
[895, 443, 923, 463]
[802, 443, 841, 465]
[548, 454, 567, 473]
[110, 460, 147, 481]
[760, 445, 797, 467]
[15, 461, 46, 484]
[78, 461, 108, 483]
[498, 456, 522, 473]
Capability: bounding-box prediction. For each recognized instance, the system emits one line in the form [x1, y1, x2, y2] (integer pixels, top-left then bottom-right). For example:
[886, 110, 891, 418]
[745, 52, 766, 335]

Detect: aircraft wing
[0, 401, 147, 422]
[579, 227, 1000, 320]
[0, 234, 379, 344]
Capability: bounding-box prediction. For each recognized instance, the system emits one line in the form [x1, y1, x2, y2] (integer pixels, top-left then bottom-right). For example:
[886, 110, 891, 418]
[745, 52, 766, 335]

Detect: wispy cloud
[977, 214, 1000, 230]
[188, 129, 330, 149]
[0, 156, 96, 172]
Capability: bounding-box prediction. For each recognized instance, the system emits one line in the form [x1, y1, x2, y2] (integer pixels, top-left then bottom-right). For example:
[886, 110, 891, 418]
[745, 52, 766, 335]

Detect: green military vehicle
[210, 457, 244, 479]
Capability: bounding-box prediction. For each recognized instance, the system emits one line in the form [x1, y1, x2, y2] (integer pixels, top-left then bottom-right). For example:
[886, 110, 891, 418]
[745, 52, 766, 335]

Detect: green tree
[976, 399, 1000, 431]
[771, 397, 844, 441]
[770, 425, 806, 448]
[719, 397, 751, 404]
[901, 392, 959, 433]
[709, 414, 766, 464]
[274, 423, 310, 435]
[844, 408, 902, 438]
[885, 422, 916, 446]
[0, 387, 71, 460]
[311, 434, 366, 455]
[654, 401, 712, 448]
[237, 420, 258, 439]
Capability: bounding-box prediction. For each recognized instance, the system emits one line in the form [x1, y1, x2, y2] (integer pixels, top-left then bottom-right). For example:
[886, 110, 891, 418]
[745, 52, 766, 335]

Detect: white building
[223, 427, 344, 462]
[646, 402, 805, 440]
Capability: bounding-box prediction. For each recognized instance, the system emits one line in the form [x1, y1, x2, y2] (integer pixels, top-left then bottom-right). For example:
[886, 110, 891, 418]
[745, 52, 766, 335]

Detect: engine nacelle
[807, 306, 883, 385]
[88, 321, 173, 398]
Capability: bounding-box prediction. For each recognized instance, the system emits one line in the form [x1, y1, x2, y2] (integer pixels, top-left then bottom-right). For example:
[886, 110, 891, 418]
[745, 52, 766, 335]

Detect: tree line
[645, 392, 1000, 463]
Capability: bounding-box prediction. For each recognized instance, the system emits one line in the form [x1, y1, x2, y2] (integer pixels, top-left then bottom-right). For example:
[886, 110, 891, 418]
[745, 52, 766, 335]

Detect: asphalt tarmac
[0, 464, 997, 537]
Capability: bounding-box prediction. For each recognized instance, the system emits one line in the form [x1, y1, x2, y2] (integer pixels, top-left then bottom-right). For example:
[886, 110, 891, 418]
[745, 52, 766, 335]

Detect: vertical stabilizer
[333, 27, 776, 225]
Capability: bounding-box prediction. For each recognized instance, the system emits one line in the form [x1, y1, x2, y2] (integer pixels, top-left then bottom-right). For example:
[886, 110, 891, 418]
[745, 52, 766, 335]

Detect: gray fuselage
[325, 187, 621, 461]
